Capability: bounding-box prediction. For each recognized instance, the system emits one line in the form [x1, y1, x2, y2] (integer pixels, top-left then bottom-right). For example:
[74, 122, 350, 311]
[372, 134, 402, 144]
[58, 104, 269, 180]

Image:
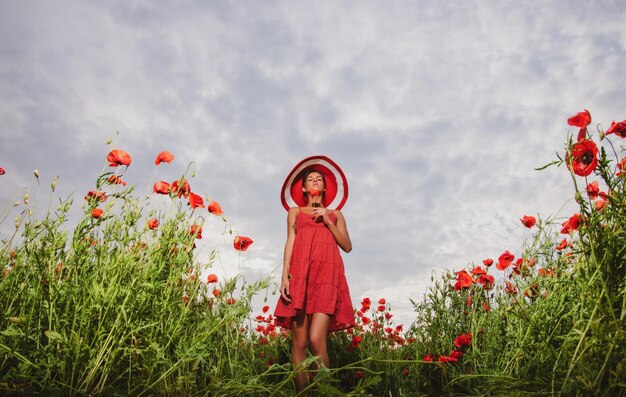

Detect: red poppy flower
[606, 120, 626, 138]
[0, 167, 5, 175]
[422, 354, 435, 362]
[538, 267, 554, 277]
[107, 149, 132, 167]
[471, 266, 487, 275]
[212, 289, 221, 297]
[182, 294, 189, 305]
[351, 335, 362, 348]
[361, 297, 371, 305]
[454, 333, 472, 348]
[568, 139, 598, 177]
[595, 198, 607, 211]
[226, 297, 236, 305]
[85, 190, 107, 202]
[361, 317, 371, 325]
[92, 208, 104, 219]
[585, 181, 599, 199]
[234, 236, 253, 251]
[385, 312, 393, 320]
[482, 258, 493, 267]
[504, 281, 518, 294]
[568, 213, 581, 231]
[172, 179, 191, 198]
[482, 301, 491, 312]
[496, 251, 515, 270]
[207, 273, 218, 283]
[438, 355, 459, 363]
[378, 298, 386, 304]
[188, 192, 205, 209]
[262, 305, 270, 313]
[153, 181, 171, 194]
[617, 157, 626, 176]
[568, 109, 592, 128]
[454, 270, 473, 290]
[478, 274, 495, 290]
[449, 350, 464, 360]
[355, 370, 364, 379]
[154, 151, 174, 165]
[107, 175, 127, 186]
[190, 224, 202, 239]
[377, 305, 385, 312]
[555, 238, 569, 251]
[208, 200, 223, 216]
[148, 219, 159, 229]
[520, 215, 536, 228]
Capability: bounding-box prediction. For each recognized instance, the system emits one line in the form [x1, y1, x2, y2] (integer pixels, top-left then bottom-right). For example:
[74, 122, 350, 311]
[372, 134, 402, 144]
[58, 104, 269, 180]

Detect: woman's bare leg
[291, 311, 310, 393]
[308, 313, 332, 371]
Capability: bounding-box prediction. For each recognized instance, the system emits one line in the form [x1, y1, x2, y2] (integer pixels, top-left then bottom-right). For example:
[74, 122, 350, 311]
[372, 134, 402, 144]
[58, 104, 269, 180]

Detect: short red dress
[274, 208, 355, 331]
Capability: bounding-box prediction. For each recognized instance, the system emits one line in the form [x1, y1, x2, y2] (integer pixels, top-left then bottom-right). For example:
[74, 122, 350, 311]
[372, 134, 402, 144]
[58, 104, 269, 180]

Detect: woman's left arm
[319, 209, 352, 253]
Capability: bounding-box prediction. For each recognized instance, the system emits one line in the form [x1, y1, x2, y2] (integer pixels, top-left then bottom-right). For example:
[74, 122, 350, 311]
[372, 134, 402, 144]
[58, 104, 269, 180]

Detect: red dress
[274, 209, 355, 331]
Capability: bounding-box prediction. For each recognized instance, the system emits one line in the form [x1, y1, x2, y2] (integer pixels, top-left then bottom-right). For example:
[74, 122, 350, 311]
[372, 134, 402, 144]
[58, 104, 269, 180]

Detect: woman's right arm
[280, 208, 297, 302]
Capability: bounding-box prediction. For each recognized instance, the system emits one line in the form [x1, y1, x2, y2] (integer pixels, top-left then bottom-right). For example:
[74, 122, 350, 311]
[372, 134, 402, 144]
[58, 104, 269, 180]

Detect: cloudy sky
[1, 1, 625, 327]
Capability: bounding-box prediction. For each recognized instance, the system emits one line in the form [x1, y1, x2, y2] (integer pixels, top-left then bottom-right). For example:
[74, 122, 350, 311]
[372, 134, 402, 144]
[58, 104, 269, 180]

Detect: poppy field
[1, 110, 625, 396]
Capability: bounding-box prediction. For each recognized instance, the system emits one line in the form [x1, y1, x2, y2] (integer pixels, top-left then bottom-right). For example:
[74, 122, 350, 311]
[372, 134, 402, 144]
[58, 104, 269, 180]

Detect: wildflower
[438, 355, 459, 363]
[454, 270, 473, 290]
[567, 109, 591, 141]
[207, 273, 218, 284]
[471, 266, 486, 275]
[483, 258, 493, 267]
[482, 301, 491, 312]
[617, 157, 626, 176]
[377, 305, 385, 312]
[378, 298, 386, 304]
[496, 250, 515, 270]
[385, 312, 393, 320]
[262, 305, 270, 313]
[107, 175, 127, 186]
[190, 224, 202, 239]
[586, 181, 600, 199]
[351, 335, 363, 348]
[568, 139, 598, 177]
[354, 370, 364, 379]
[520, 215, 536, 228]
[0, 167, 5, 175]
[172, 179, 191, 198]
[107, 149, 132, 167]
[153, 181, 171, 194]
[449, 349, 464, 360]
[504, 281, 518, 294]
[188, 192, 205, 209]
[92, 208, 104, 219]
[361, 317, 371, 325]
[226, 297, 236, 305]
[402, 368, 410, 376]
[155, 151, 174, 165]
[148, 219, 159, 229]
[538, 268, 554, 277]
[606, 120, 626, 138]
[85, 191, 107, 202]
[234, 236, 253, 251]
[213, 289, 221, 297]
[478, 274, 495, 290]
[595, 198, 607, 211]
[208, 200, 223, 216]
[422, 354, 435, 362]
[182, 294, 189, 305]
[556, 238, 569, 251]
[454, 333, 472, 348]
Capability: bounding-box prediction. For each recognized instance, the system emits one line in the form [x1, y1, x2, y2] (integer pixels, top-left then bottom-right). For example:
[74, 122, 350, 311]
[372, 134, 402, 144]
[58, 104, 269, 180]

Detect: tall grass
[1, 111, 625, 395]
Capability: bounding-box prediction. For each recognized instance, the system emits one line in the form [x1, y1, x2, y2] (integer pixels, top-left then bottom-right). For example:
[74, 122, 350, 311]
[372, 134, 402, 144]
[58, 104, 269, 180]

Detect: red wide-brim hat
[280, 155, 348, 211]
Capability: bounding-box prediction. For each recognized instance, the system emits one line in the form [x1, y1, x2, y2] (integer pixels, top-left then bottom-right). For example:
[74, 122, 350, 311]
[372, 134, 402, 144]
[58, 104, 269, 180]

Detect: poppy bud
[23, 193, 29, 205]
[51, 176, 58, 191]
[575, 191, 583, 204]
[34, 169, 39, 178]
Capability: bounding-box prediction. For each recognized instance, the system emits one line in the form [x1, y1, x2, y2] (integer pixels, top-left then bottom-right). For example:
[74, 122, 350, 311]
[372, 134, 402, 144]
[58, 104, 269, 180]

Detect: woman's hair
[301, 169, 326, 204]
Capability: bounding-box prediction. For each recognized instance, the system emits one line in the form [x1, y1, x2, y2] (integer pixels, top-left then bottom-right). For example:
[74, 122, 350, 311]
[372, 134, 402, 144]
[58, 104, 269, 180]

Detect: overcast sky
[1, 1, 625, 328]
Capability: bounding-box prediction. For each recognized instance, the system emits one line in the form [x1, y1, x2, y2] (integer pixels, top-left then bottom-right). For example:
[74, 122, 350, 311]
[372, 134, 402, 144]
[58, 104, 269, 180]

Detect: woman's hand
[312, 208, 332, 225]
[280, 275, 291, 302]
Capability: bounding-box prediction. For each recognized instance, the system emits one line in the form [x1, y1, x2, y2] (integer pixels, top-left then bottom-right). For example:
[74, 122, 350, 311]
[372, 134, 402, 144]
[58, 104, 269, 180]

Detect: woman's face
[303, 171, 325, 193]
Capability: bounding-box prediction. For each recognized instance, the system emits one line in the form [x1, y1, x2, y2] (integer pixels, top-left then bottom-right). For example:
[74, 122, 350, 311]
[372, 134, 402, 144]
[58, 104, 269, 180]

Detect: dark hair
[301, 169, 326, 204]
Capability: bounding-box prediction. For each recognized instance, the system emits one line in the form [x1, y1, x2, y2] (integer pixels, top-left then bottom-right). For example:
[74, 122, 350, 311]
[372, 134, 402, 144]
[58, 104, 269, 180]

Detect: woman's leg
[308, 313, 332, 370]
[291, 311, 310, 393]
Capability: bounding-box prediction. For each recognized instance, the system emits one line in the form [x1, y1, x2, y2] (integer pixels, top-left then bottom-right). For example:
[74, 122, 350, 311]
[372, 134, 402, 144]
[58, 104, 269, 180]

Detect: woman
[274, 155, 355, 392]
